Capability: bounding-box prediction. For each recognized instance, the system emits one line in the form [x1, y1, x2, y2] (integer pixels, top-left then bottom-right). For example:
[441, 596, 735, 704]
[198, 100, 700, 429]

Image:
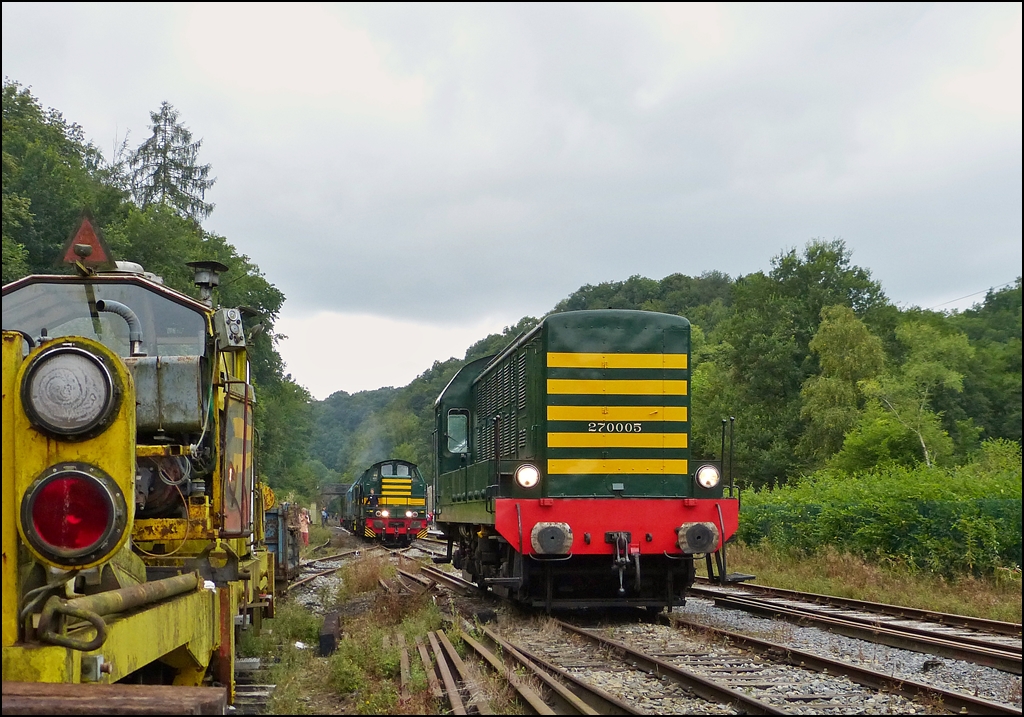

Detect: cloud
[3, 3, 1020, 391]
[275, 309, 514, 399]
[181, 3, 429, 116]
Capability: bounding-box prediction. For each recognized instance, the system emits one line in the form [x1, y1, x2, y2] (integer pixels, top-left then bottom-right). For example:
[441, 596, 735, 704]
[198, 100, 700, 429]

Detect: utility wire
[927, 279, 1018, 310]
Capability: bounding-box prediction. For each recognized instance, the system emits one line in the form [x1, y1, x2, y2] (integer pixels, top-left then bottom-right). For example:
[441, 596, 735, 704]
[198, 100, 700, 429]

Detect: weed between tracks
[240, 552, 522, 714]
[700, 543, 1023, 623]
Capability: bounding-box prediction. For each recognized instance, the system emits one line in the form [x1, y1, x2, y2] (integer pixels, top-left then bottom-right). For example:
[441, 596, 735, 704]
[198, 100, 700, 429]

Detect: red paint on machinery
[493, 497, 738, 555]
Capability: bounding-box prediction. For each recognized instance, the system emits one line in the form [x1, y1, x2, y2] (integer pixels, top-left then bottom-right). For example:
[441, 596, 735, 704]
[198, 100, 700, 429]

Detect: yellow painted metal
[546, 405, 688, 422]
[547, 458, 689, 475]
[547, 378, 687, 395]
[380, 497, 425, 506]
[547, 352, 688, 369]
[11, 336, 136, 571]
[3, 332, 24, 648]
[133, 500, 216, 543]
[547, 432, 688, 448]
[2, 284, 277, 700]
[136, 445, 190, 458]
[1, 587, 217, 684]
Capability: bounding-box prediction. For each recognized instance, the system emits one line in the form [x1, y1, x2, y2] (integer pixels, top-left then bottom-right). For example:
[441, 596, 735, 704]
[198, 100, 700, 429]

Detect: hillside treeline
[2, 81, 319, 499]
[314, 243, 1021, 490]
[5, 82, 1020, 524]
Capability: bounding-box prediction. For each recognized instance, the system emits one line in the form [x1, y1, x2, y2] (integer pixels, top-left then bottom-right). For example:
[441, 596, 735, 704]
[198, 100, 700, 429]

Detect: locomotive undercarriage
[447, 525, 697, 611]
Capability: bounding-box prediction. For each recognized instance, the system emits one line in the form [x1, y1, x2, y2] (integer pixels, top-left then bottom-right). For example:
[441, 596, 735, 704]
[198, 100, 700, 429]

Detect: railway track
[690, 580, 1022, 674]
[398, 561, 892, 714]
[388, 551, 1021, 714]
[692, 578, 1022, 638]
[668, 613, 1022, 716]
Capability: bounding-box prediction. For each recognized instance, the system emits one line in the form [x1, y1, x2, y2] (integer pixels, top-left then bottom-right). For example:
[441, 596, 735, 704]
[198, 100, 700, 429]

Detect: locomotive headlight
[695, 464, 721, 489]
[405, 510, 413, 518]
[22, 346, 118, 438]
[515, 464, 541, 489]
[381, 510, 390, 518]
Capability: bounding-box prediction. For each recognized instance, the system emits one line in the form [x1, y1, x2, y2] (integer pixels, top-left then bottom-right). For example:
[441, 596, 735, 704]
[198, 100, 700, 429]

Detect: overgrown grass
[739, 439, 1022, 577]
[241, 554, 448, 714]
[237, 602, 327, 714]
[335, 554, 396, 602]
[329, 586, 442, 715]
[302, 525, 333, 558]
[704, 542, 1022, 623]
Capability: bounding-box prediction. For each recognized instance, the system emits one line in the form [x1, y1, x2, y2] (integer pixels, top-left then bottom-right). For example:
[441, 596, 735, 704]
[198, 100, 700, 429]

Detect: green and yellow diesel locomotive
[343, 459, 429, 545]
[2, 224, 274, 704]
[434, 309, 741, 610]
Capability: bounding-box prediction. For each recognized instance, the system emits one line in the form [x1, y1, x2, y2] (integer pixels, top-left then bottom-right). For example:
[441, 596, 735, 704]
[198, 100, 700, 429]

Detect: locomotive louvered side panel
[469, 343, 539, 462]
[517, 352, 527, 410]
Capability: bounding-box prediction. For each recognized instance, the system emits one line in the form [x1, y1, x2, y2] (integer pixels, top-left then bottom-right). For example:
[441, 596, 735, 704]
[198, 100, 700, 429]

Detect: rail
[693, 577, 1023, 637]
[555, 620, 785, 715]
[690, 586, 1023, 674]
[669, 613, 1023, 716]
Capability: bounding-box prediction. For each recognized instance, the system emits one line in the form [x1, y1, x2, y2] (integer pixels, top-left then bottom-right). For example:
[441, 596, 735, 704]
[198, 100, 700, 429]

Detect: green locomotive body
[343, 459, 428, 545]
[434, 309, 740, 609]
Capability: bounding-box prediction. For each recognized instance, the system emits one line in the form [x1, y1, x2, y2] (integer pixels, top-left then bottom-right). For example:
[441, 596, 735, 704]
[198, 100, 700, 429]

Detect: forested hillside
[5, 81, 1020, 513]
[2, 81, 319, 498]
[313, 244, 1021, 493]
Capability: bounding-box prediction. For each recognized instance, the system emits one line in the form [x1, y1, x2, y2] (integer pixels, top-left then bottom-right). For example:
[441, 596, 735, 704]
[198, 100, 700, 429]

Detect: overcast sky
[3, 3, 1021, 399]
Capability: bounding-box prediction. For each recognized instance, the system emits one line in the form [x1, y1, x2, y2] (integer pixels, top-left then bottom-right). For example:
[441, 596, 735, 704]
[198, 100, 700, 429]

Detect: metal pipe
[38, 572, 202, 651]
[728, 416, 735, 494]
[719, 418, 726, 496]
[95, 299, 145, 356]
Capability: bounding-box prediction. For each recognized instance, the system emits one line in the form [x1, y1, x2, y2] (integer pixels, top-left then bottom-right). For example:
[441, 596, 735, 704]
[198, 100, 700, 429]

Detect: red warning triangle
[59, 212, 116, 269]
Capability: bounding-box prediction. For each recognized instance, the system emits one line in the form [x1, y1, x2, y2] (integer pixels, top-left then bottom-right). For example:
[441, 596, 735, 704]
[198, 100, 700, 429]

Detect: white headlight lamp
[515, 464, 541, 488]
[695, 464, 721, 489]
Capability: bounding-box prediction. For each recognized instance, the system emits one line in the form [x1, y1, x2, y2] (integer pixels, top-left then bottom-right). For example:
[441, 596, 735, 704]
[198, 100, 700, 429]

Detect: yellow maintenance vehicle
[2, 217, 274, 708]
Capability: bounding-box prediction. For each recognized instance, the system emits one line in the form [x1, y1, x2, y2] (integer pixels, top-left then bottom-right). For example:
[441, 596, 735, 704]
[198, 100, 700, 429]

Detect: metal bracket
[606, 531, 631, 595]
[185, 543, 250, 585]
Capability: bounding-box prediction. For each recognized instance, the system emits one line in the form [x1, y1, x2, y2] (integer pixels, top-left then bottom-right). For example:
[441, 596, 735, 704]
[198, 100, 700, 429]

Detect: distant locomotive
[2, 220, 275, 705]
[433, 309, 742, 611]
[342, 459, 429, 545]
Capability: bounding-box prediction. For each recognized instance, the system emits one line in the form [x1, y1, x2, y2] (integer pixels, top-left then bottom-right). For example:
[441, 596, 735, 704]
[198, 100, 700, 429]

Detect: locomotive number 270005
[588, 422, 643, 432]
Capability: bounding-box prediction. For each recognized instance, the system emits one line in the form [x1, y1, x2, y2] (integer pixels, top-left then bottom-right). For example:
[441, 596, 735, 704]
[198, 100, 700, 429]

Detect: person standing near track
[299, 508, 310, 546]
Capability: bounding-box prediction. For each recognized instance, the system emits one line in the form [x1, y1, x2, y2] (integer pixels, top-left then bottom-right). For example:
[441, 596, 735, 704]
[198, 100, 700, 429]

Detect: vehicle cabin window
[447, 410, 469, 454]
[380, 463, 411, 477]
[2, 281, 206, 358]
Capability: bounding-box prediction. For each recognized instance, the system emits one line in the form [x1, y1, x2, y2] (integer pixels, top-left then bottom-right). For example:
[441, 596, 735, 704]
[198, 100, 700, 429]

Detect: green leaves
[129, 102, 215, 222]
[798, 306, 885, 464]
[2, 81, 309, 505]
[739, 441, 1023, 576]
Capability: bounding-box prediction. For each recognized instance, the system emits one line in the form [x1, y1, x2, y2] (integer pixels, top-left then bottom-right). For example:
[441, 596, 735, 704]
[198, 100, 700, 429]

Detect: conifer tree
[129, 102, 215, 222]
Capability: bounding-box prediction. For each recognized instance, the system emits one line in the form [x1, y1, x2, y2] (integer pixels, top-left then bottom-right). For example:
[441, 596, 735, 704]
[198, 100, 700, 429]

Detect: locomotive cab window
[2, 280, 206, 358]
[447, 410, 469, 454]
[381, 463, 411, 477]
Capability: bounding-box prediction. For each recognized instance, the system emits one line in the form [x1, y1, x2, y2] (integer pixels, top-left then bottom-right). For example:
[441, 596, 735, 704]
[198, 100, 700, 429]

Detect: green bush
[738, 440, 1022, 576]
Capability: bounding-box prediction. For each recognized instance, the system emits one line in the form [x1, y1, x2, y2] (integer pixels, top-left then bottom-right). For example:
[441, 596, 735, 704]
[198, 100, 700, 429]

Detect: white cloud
[3, 3, 1020, 394]
[275, 310, 514, 399]
[182, 3, 428, 117]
